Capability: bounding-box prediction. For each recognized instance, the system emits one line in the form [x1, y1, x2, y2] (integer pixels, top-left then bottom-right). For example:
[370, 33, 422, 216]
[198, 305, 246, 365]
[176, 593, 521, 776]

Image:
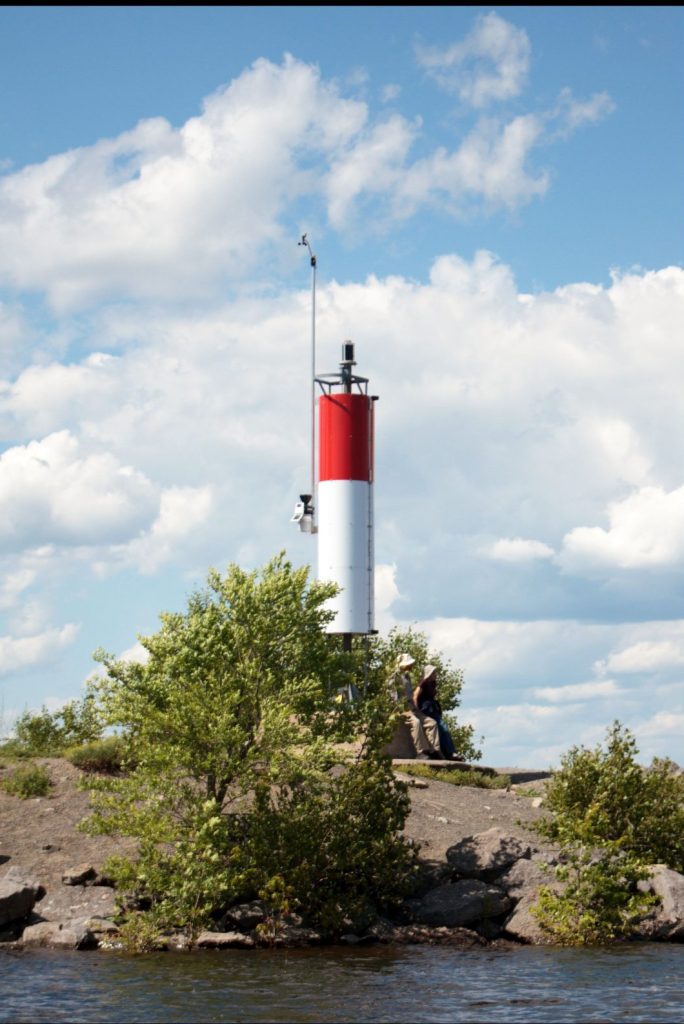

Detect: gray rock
[222, 900, 268, 932]
[495, 856, 552, 898]
[388, 924, 487, 946]
[504, 893, 555, 945]
[271, 924, 323, 948]
[637, 864, 684, 940]
[196, 930, 255, 949]
[21, 920, 96, 950]
[62, 864, 97, 886]
[37, 884, 117, 921]
[82, 917, 120, 937]
[410, 879, 512, 927]
[0, 867, 44, 927]
[340, 933, 378, 945]
[446, 827, 532, 880]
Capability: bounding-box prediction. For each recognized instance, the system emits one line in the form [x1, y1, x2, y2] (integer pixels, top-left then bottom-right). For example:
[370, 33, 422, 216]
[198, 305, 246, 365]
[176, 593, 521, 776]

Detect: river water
[1, 944, 683, 1023]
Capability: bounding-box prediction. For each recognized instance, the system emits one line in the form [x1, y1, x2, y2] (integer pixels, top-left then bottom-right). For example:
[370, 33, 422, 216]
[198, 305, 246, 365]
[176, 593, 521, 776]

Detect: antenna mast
[299, 233, 316, 507]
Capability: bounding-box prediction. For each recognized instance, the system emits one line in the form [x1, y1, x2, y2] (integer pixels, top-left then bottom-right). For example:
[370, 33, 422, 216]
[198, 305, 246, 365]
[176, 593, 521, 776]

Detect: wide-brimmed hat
[397, 653, 416, 670]
[420, 664, 437, 684]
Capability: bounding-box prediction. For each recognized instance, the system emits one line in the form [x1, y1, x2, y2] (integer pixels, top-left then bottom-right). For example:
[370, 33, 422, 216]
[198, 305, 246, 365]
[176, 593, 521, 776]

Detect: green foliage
[116, 915, 167, 954]
[66, 735, 130, 773]
[245, 755, 417, 935]
[533, 841, 656, 946]
[2, 762, 52, 798]
[10, 695, 102, 756]
[82, 554, 420, 942]
[538, 721, 684, 871]
[531, 721, 683, 945]
[399, 764, 509, 789]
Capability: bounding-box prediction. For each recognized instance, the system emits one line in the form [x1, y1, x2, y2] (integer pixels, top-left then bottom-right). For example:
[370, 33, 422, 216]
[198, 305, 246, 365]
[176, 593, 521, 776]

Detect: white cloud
[381, 84, 401, 103]
[601, 638, 684, 674]
[0, 622, 79, 675]
[0, 56, 367, 310]
[118, 485, 214, 574]
[0, 49, 615, 309]
[0, 431, 158, 551]
[633, 710, 684, 765]
[0, 567, 36, 611]
[416, 13, 531, 107]
[395, 114, 549, 214]
[486, 538, 555, 563]
[533, 679, 620, 703]
[118, 641, 149, 665]
[551, 87, 616, 137]
[560, 484, 684, 573]
[326, 115, 419, 228]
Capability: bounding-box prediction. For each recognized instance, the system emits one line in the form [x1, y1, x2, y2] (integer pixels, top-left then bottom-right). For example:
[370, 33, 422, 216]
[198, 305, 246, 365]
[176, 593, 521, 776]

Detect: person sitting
[413, 665, 465, 762]
[389, 653, 442, 760]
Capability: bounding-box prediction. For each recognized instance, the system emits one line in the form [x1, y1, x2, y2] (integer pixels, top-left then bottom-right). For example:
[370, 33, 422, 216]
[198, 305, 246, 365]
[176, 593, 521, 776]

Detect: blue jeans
[436, 720, 456, 758]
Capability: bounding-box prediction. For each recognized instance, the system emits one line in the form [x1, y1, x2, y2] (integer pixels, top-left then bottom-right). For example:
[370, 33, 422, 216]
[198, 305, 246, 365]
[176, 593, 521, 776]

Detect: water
[1, 944, 683, 1023]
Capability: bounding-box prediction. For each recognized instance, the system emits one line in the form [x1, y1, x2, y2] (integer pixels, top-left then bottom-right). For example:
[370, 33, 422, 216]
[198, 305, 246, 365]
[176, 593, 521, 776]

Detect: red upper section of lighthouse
[319, 393, 373, 482]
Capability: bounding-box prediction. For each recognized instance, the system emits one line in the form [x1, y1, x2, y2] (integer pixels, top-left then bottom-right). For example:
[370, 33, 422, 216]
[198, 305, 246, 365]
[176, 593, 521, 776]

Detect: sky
[0, 6, 682, 767]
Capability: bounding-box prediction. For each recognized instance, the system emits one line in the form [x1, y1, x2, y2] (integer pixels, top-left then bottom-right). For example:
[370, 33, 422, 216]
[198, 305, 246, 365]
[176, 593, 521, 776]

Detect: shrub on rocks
[538, 722, 684, 872]
[529, 722, 684, 946]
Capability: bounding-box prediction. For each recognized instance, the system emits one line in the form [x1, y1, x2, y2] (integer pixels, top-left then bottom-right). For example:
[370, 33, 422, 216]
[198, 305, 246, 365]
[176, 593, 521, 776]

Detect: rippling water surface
[1, 944, 683, 1023]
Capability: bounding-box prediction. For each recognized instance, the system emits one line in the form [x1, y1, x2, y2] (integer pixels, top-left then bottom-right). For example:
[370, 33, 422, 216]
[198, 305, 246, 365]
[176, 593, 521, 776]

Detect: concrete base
[383, 718, 416, 759]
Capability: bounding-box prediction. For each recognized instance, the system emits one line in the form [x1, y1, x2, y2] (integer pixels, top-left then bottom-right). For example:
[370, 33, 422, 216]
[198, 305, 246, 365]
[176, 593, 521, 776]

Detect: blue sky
[0, 7, 683, 766]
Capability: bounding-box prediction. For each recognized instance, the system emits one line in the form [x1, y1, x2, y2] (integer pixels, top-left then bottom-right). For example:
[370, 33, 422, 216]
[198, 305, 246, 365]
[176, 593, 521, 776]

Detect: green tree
[83, 554, 418, 943]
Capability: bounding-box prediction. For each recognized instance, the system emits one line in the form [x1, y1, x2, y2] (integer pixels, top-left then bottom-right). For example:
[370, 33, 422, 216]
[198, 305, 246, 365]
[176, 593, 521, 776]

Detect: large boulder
[446, 827, 532, 880]
[637, 865, 684, 940]
[504, 894, 556, 945]
[21, 920, 97, 950]
[498, 855, 564, 944]
[0, 867, 44, 927]
[409, 879, 511, 928]
[36, 884, 117, 922]
[495, 855, 554, 898]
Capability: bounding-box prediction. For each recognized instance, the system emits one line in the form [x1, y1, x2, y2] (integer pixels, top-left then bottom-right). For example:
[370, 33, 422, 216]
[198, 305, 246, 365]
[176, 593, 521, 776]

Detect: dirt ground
[0, 758, 550, 892]
[0, 758, 136, 890]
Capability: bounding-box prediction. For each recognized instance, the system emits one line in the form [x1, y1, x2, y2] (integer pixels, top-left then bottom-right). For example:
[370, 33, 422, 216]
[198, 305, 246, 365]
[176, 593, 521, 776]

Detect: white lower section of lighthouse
[317, 479, 374, 634]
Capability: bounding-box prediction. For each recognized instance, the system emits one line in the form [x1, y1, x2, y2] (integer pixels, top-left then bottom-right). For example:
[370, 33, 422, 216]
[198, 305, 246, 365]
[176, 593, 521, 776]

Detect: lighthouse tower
[293, 341, 376, 648]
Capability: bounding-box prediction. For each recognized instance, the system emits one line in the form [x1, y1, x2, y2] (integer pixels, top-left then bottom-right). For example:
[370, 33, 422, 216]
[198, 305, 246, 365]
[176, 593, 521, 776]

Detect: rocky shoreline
[2, 760, 683, 952]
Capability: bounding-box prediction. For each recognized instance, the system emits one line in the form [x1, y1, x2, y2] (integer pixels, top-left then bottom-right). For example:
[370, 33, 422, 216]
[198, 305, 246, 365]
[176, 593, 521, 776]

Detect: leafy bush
[538, 721, 684, 871]
[82, 555, 422, 941]
[2, 762, 52, 798]
[66, 736, 130, 773]
[11, 695, 103, 756]
[531, 721, 684, 945]
[533, 842, 656, 946]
